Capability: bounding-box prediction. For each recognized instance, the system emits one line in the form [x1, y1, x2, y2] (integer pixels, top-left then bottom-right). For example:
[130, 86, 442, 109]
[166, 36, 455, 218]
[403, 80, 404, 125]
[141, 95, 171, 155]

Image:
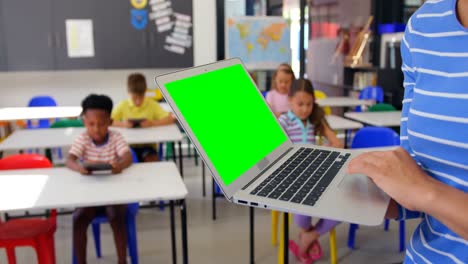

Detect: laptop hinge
[241, 147, 294, 190]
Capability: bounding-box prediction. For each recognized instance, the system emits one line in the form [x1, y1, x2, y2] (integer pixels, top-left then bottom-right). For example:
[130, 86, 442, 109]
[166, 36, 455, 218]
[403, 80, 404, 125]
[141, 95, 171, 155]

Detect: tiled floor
[0, 158, 419, 263]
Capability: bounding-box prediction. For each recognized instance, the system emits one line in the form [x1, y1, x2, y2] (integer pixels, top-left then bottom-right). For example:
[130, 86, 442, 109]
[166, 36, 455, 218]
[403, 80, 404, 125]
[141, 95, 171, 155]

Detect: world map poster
[226, 16, 291, 70]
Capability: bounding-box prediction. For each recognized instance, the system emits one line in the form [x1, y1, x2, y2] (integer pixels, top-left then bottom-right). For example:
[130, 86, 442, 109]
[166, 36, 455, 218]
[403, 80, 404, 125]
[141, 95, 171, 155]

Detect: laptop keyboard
[250, 147, 350, 206]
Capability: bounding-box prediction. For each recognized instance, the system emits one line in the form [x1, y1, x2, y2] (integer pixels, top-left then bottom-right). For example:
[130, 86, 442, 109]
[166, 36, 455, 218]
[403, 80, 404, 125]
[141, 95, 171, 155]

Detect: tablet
[83, 163, 113, 175]
[128, 118, 146, 128]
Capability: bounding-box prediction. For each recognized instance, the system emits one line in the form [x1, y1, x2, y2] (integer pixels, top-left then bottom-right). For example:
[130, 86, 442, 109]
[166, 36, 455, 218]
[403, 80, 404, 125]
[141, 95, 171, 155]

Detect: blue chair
[261, 91, 268, 98]
[356, 86, 384, 112]
[73, 149, 140, 264]
[347, 127, 406, 252]
[27, 96, 57, 129]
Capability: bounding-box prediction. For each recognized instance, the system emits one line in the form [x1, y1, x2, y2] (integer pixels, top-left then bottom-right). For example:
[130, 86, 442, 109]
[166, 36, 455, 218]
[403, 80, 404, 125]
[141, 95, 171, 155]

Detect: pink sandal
[308, 240, 323, 261]
[288, 240, 323, 264]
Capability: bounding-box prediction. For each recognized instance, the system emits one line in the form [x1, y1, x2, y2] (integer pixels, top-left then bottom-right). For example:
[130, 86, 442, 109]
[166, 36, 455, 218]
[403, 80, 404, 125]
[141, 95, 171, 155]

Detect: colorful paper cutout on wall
[131, 9, 148, 30]
[130, 0, 148, 9]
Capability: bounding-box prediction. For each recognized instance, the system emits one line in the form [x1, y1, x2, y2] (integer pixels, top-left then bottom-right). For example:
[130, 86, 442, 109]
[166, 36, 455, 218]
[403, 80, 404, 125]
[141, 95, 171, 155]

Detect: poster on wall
[130, 0, 193, 67]
[226, 16, 291, 70]
[65, 19, 95, 58]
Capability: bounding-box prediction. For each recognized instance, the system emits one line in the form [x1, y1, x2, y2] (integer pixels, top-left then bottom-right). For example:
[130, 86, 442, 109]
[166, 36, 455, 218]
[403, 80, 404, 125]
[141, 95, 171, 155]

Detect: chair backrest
[0, 153, 52, 170]
[368, 103, 396, 112]
[355, 86, 384, 112]
[0, 154, 56, 221]
[314, 90, 332, 115]
[27, 96, 58, 129]
[359, 86, 384, 103]
[50, 119, 84, 128]
[130, 148, 138, 163]
[28, 96, 57, 107]
[351, 127, 400, 149]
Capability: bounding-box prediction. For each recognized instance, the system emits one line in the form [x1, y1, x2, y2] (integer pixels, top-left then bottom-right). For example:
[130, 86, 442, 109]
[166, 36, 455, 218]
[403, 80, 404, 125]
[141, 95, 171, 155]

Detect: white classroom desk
[0, 107, 82, 121]
[344, 111, 402, 127]
[317, 97, 374, 108]
[0, 125, 186, 175]
[0, 162, 188, 264]
[326, 115, 363, 148]
[326, 115, 363, 131]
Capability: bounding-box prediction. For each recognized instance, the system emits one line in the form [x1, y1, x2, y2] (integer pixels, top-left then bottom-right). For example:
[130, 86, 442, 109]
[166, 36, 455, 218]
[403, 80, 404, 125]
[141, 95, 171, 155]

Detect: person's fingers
[347, 153, 386, 180]
[348, 157, 375, 175]
[347, 152, 377, 172]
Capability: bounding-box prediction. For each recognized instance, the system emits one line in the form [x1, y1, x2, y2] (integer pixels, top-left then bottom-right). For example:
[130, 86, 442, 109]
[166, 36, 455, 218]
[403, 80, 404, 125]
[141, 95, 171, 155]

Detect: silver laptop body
[155, 58, 389, 225]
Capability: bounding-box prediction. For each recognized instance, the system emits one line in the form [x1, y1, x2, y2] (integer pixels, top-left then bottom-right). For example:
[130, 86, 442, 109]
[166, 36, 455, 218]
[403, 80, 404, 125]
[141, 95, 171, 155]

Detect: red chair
[0, 154, 57, 264]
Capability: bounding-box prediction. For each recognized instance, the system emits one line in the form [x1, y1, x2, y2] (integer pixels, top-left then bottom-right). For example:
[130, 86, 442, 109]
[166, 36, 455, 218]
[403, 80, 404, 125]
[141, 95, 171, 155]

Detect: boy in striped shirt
[67, 94, 133, 264]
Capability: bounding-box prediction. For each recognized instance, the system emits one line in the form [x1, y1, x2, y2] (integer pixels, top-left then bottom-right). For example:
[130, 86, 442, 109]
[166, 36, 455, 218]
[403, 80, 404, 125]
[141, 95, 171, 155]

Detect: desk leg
[344, 129, 349, 149]
[283, 213, 289, 264]
[250, 207, 255, 264]
[170, 201, 177, 264]
[178, 141, 184, 178]
[212, 178, 217, 221]
[171, 142, 177, 163]
[202, 163, 206, 197]
[180, 200, 188, 264]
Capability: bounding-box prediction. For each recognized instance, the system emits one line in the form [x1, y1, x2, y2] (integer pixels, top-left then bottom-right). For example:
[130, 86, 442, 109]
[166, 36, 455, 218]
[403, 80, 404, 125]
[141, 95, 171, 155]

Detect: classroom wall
[0, 0, 217, 107]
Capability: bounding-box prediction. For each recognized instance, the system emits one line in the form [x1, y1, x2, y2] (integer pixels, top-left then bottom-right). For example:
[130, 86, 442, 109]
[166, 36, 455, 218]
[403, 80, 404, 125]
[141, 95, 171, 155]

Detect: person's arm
[348, 147, 468, 240]
[66, 154, 89, 174]
[111, 102, 133, 128]
[141, 102, 176, 127]
[110, 133, 133, 173]
[423, 179, 468, 240]
[67, 136, 89, 174]
[140, 115, 175, 127]
[322, 121, 343, 148]
[150, 114, 176, 126]
[385, 199, 399, 219]
[110, 150, 133, 174]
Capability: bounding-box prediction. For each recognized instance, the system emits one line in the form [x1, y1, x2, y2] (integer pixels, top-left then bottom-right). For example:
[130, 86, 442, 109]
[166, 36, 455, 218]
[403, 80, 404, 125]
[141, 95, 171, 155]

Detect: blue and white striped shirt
[278, 111, 316, 144]
[400, 0, 468, 263]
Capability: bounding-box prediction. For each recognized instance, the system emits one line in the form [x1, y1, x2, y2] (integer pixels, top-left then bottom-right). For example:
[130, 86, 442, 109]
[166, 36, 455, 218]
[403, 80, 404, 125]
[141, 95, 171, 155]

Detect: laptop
[155, 58, 390, 225]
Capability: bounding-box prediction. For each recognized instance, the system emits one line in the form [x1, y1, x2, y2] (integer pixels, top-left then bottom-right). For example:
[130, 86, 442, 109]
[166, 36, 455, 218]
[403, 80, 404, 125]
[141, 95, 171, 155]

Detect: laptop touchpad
[338, 174, 374, 194]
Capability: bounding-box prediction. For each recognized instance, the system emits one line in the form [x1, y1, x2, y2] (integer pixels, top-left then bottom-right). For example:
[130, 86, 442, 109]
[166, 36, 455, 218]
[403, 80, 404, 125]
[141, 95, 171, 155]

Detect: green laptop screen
[165, 64, 288, 186]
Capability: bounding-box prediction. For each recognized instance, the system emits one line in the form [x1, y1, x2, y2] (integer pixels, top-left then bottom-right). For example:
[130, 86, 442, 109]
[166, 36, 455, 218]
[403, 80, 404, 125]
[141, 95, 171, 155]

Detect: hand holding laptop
[348, 147, 430, 213]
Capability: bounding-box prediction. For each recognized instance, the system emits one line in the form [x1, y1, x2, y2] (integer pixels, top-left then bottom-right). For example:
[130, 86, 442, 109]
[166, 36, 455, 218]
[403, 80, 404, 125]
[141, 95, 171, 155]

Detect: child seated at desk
[66, 94, 133, 264]
[278, 79, 343, 263]
[112, 73, 175, 162]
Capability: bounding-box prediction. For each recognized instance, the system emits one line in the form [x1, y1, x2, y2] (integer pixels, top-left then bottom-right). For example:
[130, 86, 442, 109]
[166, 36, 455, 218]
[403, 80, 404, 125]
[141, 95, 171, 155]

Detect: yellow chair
[146, 88, 164, 101]
[277, 212, 290, 264]
[314, 90, 332, 116]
